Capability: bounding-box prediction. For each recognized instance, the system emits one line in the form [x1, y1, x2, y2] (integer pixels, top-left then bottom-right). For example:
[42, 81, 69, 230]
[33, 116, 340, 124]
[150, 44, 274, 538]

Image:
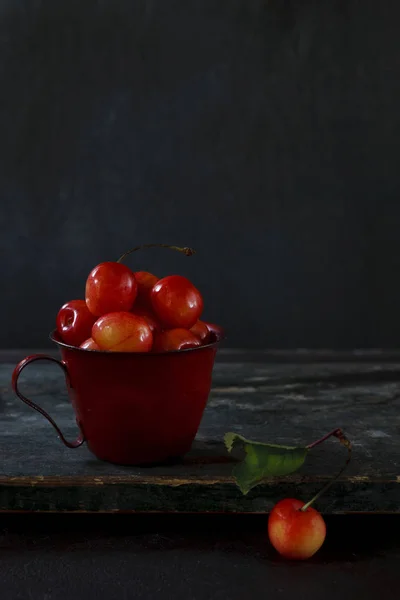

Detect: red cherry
[151, 275, 203, 329]
[152, 328, 202, 352]
[134, 271, 159, 307]
[56, 300, 96, 347]
[190, 320, 211, 344]
[80, 338, 100, 351]
[92, 311, 153, 352]
[131, 305, 162, 335]
[85, 262, 138, 317]
[268, 498, 326, 560]
[202, 322, 224, 342]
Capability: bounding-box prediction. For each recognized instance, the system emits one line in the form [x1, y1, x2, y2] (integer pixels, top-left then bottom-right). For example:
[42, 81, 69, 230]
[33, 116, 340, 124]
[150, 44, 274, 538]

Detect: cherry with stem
[116, 244, 203, 330]
[268, 428, 352, 560]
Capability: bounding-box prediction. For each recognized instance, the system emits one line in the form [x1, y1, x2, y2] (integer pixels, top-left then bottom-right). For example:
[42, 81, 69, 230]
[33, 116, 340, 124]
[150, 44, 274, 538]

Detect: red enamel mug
[11, 326, 223, 465]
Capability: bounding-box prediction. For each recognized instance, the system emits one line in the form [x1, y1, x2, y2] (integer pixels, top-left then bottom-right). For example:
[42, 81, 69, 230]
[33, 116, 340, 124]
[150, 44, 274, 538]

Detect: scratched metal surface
[1, 357, 400, 513]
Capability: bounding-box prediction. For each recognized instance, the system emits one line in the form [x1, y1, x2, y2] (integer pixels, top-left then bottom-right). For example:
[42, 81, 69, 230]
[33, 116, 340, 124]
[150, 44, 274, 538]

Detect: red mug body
[12, 328, 223, 465]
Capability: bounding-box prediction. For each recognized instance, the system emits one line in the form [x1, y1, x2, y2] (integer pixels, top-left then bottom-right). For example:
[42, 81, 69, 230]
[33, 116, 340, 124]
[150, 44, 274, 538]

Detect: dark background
[1, 0, 399, 349]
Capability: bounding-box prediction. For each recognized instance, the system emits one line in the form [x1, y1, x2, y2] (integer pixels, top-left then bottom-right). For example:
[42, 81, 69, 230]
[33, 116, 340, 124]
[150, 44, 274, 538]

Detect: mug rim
[50, 327, 224, 357]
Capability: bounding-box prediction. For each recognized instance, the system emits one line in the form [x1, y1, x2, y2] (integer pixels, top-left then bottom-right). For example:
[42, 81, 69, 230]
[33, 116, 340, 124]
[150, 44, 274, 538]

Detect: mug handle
[12, 354, 85, 449]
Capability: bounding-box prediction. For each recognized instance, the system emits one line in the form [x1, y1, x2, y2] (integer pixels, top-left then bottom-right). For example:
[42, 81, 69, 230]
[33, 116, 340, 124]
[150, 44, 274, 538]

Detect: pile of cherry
[56, 246, 218, 353]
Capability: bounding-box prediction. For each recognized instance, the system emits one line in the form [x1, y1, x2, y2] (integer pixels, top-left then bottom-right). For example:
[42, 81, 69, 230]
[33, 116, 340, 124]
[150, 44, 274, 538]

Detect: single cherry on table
[268, 498, 326, 560]
[267, 428, 351, 560]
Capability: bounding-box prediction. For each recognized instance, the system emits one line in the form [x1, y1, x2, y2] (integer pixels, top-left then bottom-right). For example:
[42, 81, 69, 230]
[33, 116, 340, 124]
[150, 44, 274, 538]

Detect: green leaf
[224, 432, 308, 495]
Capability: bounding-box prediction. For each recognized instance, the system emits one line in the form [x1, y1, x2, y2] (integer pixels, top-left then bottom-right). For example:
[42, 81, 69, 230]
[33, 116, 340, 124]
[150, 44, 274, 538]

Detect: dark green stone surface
[1, 352, 399, 513]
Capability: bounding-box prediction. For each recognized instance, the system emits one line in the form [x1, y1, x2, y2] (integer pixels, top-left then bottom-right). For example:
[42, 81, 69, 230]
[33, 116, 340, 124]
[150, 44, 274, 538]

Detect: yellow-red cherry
[92, 312, 153, 352]
[268, 498, 326, 560]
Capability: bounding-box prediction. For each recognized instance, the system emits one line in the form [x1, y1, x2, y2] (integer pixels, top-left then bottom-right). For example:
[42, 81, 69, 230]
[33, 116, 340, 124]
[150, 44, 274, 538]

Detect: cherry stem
[300, 429, 352, 512]
[306, 428, 342, 450]
[117, 244, 196, 264]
